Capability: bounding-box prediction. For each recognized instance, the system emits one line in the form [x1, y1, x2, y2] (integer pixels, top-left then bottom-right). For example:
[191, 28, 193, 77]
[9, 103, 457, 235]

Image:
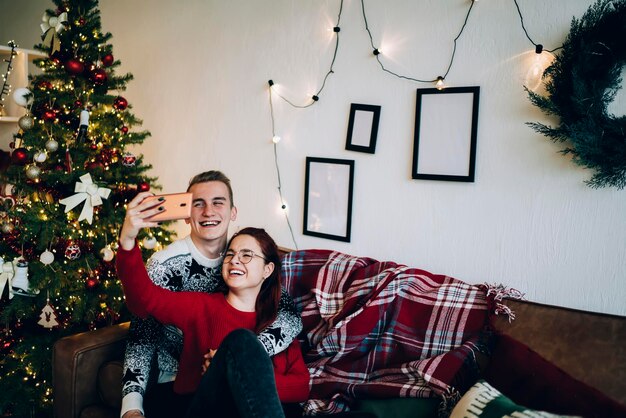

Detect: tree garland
[527, 0, 626, 189]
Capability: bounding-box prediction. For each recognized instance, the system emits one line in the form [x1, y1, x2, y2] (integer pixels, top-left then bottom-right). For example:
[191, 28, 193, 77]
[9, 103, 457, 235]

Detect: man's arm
[120, 315, 159, 417]
[257, 288, 303, 356]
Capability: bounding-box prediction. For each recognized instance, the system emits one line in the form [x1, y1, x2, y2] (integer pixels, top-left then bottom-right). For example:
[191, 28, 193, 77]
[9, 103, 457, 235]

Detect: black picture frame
[303, 157, 355, 242]
[345, 103, 381, 154]
[412, 86, 480, 182]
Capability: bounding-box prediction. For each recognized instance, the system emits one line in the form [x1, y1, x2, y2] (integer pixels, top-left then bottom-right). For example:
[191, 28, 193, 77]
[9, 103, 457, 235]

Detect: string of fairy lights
[267, 0, 566, 249]
[0, 41, 18, 115]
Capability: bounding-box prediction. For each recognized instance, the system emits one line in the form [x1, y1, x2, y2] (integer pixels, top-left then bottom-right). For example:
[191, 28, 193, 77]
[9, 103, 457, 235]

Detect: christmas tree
[0, 1, 173, 416]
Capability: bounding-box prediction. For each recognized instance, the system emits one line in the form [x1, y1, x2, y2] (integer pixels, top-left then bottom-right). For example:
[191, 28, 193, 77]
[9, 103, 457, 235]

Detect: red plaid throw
[281, 250, 494, 415]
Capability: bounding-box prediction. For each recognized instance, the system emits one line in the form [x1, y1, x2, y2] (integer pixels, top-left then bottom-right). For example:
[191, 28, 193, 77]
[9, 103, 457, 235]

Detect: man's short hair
[187, 170, 234, 207]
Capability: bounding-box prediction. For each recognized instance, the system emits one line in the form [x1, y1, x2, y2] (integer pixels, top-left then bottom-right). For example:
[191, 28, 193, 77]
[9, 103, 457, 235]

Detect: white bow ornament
[40, 12, 68, 54]
[59, 173, 111, 224]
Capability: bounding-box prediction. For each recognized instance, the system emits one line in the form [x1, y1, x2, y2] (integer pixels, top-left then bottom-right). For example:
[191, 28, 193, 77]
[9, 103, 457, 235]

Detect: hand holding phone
[142, 192, 192, 221]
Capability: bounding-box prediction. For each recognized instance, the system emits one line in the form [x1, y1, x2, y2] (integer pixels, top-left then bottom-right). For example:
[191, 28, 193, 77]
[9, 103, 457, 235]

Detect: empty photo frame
[345, 103, 381, 154]
[412, 86, 480, 182]
[303, 157, 355, 242]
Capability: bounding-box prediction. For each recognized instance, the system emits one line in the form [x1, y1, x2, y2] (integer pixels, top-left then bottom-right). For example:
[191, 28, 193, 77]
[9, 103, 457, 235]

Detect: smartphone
[143, 192, 192, 222]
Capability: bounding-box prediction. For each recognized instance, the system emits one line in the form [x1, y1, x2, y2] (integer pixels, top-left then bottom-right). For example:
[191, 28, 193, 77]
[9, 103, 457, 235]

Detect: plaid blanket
[281, 249, 495, 415]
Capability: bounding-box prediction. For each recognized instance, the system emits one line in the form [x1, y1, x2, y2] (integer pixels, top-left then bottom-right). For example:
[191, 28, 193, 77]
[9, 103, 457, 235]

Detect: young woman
[116, 193, 310, 418]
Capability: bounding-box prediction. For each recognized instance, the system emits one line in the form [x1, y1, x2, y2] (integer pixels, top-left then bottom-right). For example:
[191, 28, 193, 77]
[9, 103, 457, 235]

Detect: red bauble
[78, 17, 86, 26]
[121, 126, 129, 134]
[37, 80, 53, 91]
[42, 109, 57, 121]
[11, 148, 29, 165]
[138, 182, 150, 192]
[65, 58, 84, 75]
[85, 276, 99, 289]
[85, 160, 104, 171]
[90, 68, 108, 85]
[74, 100, 83, 108]
[101, 54, 114, 67]
[113, 96, 128, 110]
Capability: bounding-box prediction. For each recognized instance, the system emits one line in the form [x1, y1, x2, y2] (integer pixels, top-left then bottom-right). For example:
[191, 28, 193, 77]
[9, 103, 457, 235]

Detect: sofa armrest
[53, 322, 130, 418]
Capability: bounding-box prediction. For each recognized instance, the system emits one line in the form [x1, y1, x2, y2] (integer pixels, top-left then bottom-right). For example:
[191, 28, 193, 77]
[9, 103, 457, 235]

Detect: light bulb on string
[524, 49, 555, 92]
[435, 76, 445, 90]
[272, 135, 281, 144]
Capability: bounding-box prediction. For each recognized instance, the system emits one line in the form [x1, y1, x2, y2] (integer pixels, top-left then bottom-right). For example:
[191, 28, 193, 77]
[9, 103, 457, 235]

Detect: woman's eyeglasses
[222, 249, 267, 264]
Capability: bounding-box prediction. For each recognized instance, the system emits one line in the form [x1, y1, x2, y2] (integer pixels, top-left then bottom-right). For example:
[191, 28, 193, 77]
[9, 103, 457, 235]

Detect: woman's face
[222, 234, 274, 294]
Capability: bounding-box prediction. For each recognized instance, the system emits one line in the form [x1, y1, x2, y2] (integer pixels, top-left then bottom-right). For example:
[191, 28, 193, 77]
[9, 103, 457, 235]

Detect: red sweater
[116, 245, 310, 402]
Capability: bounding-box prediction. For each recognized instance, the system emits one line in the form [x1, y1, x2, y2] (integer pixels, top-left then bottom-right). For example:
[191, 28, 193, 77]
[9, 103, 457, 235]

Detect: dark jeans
[185, 328, 286, 418]
[144, 381, 193, 418]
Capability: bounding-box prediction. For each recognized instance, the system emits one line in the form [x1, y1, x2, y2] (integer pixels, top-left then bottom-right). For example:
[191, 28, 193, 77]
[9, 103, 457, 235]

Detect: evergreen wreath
[527, 0, 626, 189]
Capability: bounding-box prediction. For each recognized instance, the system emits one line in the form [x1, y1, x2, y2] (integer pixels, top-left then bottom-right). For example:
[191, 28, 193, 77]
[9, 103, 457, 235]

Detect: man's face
[185, 181, 237, 245]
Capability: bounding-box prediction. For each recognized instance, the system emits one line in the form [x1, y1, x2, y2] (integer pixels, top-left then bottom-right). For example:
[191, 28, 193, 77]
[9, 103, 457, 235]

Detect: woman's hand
[201, 348, 217, 375]
[119, 191, 163, 251]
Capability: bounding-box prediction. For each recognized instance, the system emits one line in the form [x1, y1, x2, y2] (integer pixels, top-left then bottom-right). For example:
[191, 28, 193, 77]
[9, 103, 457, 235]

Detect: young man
[120, 171, 303, 418]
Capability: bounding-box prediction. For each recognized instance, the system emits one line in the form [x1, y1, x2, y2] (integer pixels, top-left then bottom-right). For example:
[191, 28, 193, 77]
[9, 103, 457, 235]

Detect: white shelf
[0, 45, 47, 121]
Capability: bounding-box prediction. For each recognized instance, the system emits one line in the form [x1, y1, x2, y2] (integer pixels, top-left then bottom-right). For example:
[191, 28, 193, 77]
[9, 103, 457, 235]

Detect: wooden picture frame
[412, 86, 480, 182]
[303, 157, 355, 242]
[345, 103, 381, 154]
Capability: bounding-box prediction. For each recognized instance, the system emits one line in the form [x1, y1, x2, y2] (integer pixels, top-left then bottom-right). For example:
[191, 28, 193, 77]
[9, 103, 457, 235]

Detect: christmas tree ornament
[142, 236, 157, 250]
[45, 138, 59, 152]
[138, 181, 150, 192]
[40, 11, 68, 55]
[85, 160, 104, 171]
[101, 53, 114, 67]
[34, 150, 48, 163]
[65, 147, 73, 173]
[100, 245, 115, 262]
[85, 272, 100, 289]
[120, 125, 129, 134]
[39, 249, 54, 265]
[121, 152, 136, 167]
[64, 58, 84, 75]
[25, 165, 42, 180]
[64, 243, 81, 260]
[37, 80, 53, 91]
[11, 258, 38, 297]
[90, 68, 107, 85]
[1, 221, 14, 234]
[18, 115, 35, 131]
[59, 173, 112, 224]
[113, 96, 128, 110]
[77, 16, 86, 26]
[38, 292, 59, 329]
[42, 108, 57, 121]
[12, 87, 33, 107]
[0, 257, 15, 300]
[11, 148, 29, 165]
[76, 107, 90, 142]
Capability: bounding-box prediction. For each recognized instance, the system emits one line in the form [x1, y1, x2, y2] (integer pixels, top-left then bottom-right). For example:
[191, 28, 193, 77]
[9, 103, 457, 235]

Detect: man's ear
[230, 206, 238, 221]
[263, 262, 275, 279]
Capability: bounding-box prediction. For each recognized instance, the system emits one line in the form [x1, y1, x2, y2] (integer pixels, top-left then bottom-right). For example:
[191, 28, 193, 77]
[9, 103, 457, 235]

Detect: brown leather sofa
[52, 298, 626, 418]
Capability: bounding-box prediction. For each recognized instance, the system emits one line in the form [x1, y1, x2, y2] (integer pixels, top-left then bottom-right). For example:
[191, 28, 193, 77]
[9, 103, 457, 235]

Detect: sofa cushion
[484, 333, 626, 418]
[450, 380, 579, 418]
[97, 360, 123, 409]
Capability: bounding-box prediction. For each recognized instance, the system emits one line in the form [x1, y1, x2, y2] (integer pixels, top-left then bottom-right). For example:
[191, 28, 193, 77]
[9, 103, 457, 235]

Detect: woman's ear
[263, 262, 275, 279]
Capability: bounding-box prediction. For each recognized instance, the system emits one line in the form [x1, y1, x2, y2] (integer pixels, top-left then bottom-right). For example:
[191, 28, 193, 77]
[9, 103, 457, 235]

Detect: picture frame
[412, 86, 480, 182]
[303, 157, 355, 242]
[345, 103, 381, 154]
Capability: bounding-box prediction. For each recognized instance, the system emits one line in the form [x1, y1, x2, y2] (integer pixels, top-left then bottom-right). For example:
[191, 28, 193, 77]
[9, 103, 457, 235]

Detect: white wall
[1, 0, 625, 316]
